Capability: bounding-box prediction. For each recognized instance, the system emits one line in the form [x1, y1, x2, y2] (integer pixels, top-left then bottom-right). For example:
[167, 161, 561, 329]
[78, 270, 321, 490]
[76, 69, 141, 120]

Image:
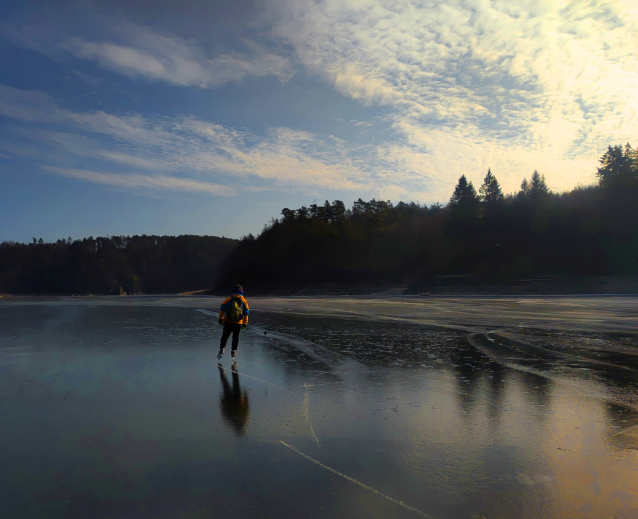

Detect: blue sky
[1, 0, 637, 242]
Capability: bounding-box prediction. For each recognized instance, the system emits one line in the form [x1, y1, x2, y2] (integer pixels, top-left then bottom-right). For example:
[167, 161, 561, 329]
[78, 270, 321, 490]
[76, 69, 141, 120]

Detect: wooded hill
[216, 144, 638, 291]
[3, 144, 636, 295]
[0, 235, 237, 295]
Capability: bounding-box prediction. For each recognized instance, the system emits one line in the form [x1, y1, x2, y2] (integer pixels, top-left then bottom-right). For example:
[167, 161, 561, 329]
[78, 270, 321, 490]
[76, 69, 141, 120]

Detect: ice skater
[217, 284, 249, 361]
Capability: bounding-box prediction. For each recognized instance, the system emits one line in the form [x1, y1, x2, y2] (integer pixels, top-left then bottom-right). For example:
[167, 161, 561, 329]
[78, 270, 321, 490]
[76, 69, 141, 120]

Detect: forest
[2, 144, 636, 295]
[0, 235, 237, 295]
[216, 144, 638, 291]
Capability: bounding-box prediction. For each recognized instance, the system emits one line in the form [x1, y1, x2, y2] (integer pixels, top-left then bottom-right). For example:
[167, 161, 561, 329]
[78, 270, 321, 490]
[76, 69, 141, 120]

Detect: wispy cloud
[61, 24, 294, 88]
[0, 79, 618, 203]
[2, 1, 637, 202]
[1, 21, 295, 89]
[0, 84, 410, 197]
[43, 167, 236, 196]
[263, 0, 638, 191]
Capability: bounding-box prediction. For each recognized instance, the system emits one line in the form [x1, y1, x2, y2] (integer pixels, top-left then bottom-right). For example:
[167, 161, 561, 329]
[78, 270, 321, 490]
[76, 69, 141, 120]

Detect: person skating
[217, 284, 249, 361]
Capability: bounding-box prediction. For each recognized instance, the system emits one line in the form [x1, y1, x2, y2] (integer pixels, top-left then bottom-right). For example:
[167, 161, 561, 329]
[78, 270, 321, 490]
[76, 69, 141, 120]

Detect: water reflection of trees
[447, 342, 500, 418]
[487, 362, 507, 423]
[447, 341, 556, 426]
[258, 313, 520, 420]
[218, 365, 251, 437]
[452, 345, 485, 415]
[604, 401, 638, 451]
[518, 372, 552, 410]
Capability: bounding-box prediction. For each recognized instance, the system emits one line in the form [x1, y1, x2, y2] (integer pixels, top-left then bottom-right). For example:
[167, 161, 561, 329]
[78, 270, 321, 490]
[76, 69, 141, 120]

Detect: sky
[1, 0, 637, 242]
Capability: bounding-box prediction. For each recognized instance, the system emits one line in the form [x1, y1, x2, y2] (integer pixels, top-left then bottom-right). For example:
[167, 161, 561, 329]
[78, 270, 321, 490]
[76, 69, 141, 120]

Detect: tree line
[2, 144, 636, 295]
[0, 235, 237, 295]
[216, 143, 638, 289]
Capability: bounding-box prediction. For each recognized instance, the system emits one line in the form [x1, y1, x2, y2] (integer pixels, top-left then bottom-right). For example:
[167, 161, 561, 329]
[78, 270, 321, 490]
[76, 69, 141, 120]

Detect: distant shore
[4, 276, 637, 298]
[218, 276, 638, 297]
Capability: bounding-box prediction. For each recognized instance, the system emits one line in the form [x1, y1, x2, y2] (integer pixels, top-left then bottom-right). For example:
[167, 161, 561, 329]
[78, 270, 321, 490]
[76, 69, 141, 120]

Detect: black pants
[220, 323, 242, 351]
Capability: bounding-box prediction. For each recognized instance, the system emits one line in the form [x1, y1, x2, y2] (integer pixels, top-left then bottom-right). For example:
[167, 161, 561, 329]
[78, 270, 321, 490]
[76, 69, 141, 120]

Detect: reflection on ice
[470, 330, 638, 413]
[1, 297, 638, 519]
[218, 364, 251, 437]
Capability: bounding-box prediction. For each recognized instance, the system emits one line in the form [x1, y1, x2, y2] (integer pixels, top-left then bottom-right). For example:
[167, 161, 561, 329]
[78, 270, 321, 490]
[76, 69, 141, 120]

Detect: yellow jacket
[219, 293, 249, 325]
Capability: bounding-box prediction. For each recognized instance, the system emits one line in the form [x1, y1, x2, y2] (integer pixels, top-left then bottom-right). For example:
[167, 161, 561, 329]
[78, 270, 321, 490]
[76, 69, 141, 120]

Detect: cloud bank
[0, 85, 407, 197]
[2, 0, 638, 202]
[262, 0, 638, 189]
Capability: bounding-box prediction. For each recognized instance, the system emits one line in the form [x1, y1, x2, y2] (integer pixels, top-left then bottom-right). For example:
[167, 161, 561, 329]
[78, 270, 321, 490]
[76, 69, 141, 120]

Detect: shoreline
[2, 276, 638, 298]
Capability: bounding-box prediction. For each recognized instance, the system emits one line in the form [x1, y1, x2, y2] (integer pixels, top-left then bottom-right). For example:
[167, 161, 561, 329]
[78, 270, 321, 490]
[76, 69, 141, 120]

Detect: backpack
[226, 297, 244, 322]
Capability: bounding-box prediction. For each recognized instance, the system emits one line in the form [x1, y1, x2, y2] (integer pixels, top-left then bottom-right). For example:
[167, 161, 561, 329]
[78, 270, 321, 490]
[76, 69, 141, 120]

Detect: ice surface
[1, 296, 638, 518]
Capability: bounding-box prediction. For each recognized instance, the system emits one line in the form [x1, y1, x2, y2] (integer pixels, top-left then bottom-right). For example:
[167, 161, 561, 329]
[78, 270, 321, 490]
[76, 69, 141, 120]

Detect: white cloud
[262, 0, 638, 194]
[0, 85, 404, 197]
[3, 0, 638, 202]
[0, 81, 609, 203]
[60, 24, 294, 88]
[0, 85, 62, 123]
[43, 167, 236, 196]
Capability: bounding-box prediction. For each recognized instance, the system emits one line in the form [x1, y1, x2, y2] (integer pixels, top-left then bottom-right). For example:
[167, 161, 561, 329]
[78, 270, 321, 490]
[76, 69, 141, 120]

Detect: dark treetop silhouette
[215, 144, 638, 290]
[2, 144, 637, 295]
[0, 235, 237, 295]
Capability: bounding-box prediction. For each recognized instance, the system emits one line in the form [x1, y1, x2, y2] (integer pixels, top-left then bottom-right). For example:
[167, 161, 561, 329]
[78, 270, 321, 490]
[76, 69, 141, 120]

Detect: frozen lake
[1, 296, 638, 519]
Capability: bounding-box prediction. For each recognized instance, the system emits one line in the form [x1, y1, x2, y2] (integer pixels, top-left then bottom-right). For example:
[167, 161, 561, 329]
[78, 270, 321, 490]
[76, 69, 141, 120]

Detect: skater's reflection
[218, 364, 251, 436]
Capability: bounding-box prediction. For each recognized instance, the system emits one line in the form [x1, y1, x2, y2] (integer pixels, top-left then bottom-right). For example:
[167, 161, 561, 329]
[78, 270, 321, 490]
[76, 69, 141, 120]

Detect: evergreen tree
[295, 206, 310, 223]
[519, 171, 549, 198]
[281, 208, 295, 222]
[331, 200, 347, 220]
[450, 175, 478, 206]
[627, 143, 638, 173]
[479, 169, 504, 205]
[597, 143, 636, 186]
[529, 170, 549, 197]
[449, 175, 480, 225]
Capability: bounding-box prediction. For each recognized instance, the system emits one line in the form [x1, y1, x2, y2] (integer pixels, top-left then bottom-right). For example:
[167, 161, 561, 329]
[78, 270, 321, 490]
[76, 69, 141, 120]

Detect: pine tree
[479, 169, 504, 205]
[450, 175, 478, 206]
[449, 175, 480, 223]
[529, 170, 549, 196]
[597, 143, 636, 186]
[519, 171, 549, 198]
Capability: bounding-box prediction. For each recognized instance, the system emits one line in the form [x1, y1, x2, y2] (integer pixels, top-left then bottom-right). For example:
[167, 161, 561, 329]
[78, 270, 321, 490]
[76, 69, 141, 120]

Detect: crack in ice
[279, 441, 435, 518]
[303, 382, 320, 445]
